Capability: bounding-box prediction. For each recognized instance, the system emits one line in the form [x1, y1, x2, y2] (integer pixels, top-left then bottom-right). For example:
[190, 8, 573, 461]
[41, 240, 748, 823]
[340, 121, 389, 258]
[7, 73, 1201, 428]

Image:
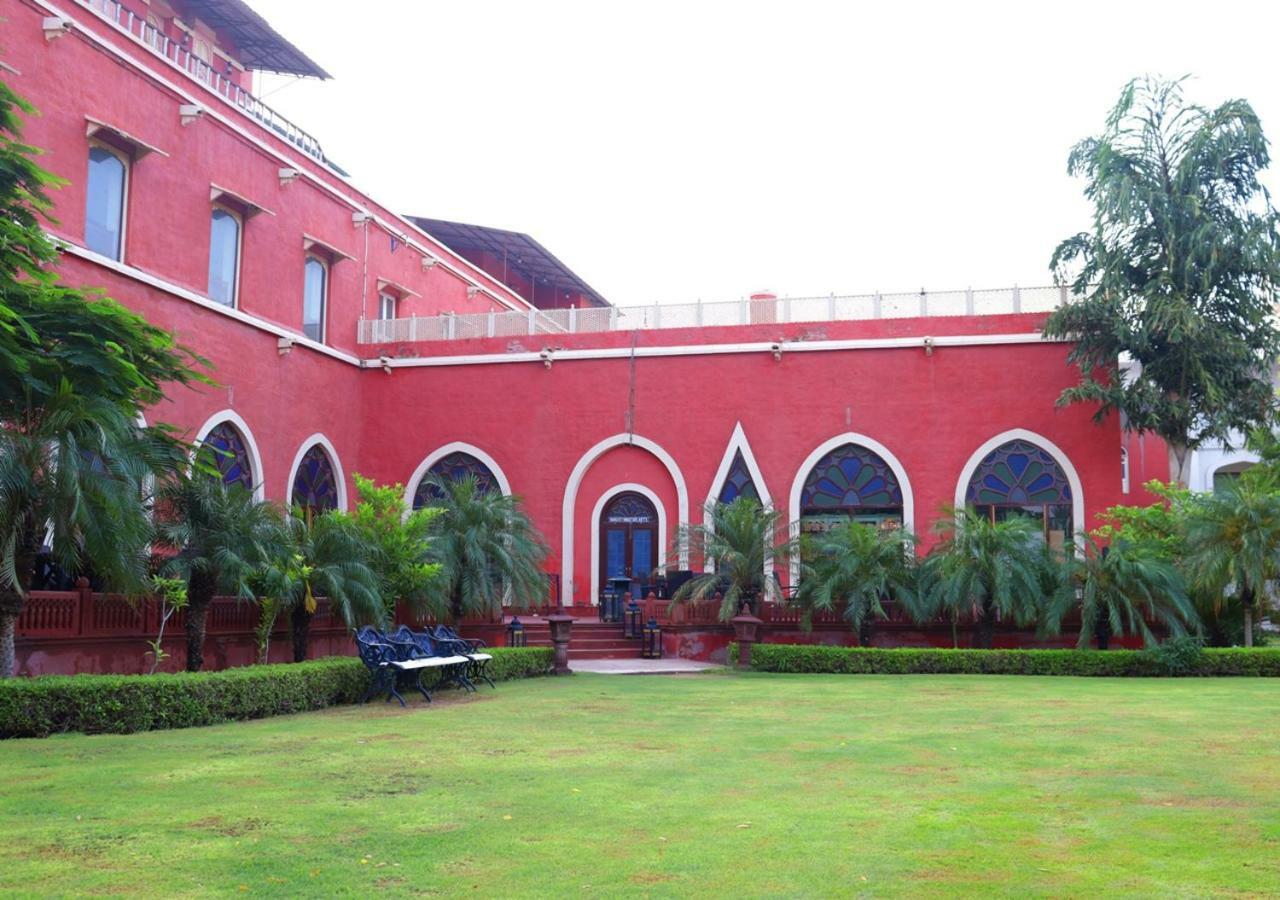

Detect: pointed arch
[704, 422, 772, 520]
[403, 441, 512, 509]
[192, 409, 265, 501]
[285, 433, 348, 512]
[954, 428, 1085, 543]
[561, 432, 690, 603]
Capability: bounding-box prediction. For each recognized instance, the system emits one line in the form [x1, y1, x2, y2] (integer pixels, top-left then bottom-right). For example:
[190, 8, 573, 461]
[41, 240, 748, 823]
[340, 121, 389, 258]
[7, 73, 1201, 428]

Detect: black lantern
[506, 616, 526, 648]
[624, 601, 642, 639]
[641, 618, 662, 659]
[600, 589, 619, 623]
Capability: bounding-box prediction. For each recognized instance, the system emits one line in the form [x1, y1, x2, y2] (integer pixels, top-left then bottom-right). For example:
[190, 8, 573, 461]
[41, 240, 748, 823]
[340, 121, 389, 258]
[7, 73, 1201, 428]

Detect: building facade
[5, 0, 1166, 628]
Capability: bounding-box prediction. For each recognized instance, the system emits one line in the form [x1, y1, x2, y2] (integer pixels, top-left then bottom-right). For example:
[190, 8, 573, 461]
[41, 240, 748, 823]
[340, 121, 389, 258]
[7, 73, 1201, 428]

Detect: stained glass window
[965, 439, 1073, 547]
[718, 450, 760, 504]
[291, 445, 338, 515]
[202, 422, 253, 491]
[604, 492, 657, 524]
[801, 444, 902, 513]
[413, 451, 499, 508]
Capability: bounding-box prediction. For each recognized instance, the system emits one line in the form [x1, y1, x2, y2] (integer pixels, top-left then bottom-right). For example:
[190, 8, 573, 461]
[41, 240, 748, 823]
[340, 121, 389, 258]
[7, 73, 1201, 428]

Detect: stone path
[569, 658, 722, 675]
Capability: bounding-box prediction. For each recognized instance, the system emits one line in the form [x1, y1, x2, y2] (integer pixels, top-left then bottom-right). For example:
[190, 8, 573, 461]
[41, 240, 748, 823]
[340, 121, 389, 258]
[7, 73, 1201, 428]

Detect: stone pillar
[545, 614, 575, 675]
[731, 614, 764, 669]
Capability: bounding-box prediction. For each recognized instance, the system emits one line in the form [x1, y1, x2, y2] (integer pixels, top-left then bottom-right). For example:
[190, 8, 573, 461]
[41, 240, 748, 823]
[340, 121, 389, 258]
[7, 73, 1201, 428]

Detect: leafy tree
[1184, 474, 1280, 647]
[1045, 76, 1280, 485]
[422, 475, 549, 620]
[1048, 536, 1196, 649]
[155, 473, 279, 671]
[344, 474, 442, 620]
[918, 509, 1051, 648]
[670, 498, 794, 622]
[0, 81, 206, 676]
[1091, 479, 1200, 561]
[258, 509, 384, 662]
[794, 521, 918, 645]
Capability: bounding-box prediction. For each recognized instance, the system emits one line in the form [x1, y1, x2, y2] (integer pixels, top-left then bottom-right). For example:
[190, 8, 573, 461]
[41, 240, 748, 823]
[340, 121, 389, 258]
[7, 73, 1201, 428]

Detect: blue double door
[600, 491, 659, 590]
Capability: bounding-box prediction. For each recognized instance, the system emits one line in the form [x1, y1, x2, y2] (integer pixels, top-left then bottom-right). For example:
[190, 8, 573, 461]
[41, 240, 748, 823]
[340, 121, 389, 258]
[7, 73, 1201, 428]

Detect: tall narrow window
[378, 292, 396, 320]
[207, 207, 241, 307]
[85, 146, 127, 260]
[303, 256, 327, 341]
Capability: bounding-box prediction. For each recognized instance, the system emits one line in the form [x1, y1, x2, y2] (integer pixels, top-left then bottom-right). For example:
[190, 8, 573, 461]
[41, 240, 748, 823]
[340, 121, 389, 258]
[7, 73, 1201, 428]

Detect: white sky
[251, 0, 1280, 307]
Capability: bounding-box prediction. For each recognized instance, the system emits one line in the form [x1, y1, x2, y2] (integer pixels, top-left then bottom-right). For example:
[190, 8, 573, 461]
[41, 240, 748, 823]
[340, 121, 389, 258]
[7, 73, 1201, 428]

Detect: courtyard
[2, 672, 1277, 897]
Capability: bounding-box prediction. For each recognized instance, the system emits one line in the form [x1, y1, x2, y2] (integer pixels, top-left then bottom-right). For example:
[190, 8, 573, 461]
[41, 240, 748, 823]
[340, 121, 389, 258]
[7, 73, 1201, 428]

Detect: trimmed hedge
[1, 648, 554, 739]
[748, 643, 1280, 677]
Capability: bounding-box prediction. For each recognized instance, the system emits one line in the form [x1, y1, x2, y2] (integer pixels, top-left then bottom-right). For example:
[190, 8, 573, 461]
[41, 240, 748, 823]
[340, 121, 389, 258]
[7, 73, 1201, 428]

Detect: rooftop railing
[79, 0, 329, 164]
[357, 284, 1072, 345]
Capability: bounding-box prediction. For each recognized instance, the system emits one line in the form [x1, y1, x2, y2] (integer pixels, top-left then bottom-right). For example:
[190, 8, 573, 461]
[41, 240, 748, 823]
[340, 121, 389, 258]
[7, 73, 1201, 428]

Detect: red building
[5, 0, 1169, 670]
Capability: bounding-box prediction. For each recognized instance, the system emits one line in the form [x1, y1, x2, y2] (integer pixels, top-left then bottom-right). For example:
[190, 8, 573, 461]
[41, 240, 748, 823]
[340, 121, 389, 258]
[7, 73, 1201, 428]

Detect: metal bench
[354, 627, 470, 706]
[428, 624, 496, 689]
[394, 625, 495, 690]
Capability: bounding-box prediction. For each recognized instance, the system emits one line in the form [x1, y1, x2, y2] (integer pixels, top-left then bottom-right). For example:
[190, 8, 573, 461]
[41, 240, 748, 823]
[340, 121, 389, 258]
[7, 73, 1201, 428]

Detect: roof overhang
[178, 0, 330, 78]
[86, 117, 168, 159]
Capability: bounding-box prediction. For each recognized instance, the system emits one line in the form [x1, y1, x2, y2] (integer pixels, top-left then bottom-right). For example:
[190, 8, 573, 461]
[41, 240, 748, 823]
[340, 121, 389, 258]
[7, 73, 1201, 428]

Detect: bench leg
[361, 666, 392, 705]
[413, 670, 433, 703]
[474, 659, 495, 689]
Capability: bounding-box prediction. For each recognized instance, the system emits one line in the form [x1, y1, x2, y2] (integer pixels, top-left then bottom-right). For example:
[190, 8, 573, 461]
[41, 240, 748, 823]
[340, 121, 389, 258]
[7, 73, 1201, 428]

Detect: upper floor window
[208, 207, 242, 307]
[85, 145, 127, 260]
[378, 291, 396, 320]
[303, 256, 328, 341]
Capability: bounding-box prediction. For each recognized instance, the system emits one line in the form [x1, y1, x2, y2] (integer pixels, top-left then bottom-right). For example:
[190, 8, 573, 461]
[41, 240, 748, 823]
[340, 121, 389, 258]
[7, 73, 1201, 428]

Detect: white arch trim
[589, 483, 668, 606]
[561, 432, 690, 604]
[285, 433, 349, 512]
[193, 409, 266, 501]
[703, 422, 775, 578]
[787, 433, 916, 585]
[953, 428, 1086, 539]
[403, 441, 513, 508]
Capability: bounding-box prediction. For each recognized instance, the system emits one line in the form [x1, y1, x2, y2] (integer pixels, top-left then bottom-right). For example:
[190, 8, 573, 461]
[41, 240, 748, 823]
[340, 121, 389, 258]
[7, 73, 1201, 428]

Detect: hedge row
[1, 648, 554, 739]
[747, 643, 1280, 677]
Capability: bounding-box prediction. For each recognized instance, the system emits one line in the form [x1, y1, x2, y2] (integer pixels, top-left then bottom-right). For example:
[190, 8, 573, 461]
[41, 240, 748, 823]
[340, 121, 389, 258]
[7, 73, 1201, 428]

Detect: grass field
[2, 672, 1278, 897]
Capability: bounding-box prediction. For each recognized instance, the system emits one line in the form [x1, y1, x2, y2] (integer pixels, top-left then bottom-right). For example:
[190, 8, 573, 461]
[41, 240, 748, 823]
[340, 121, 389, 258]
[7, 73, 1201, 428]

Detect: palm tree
[1048, 536, 1197, 649]
[1184, 476, 1280, 647]
[918, 509, 1051, 649]
[795, 521, 918, 646]
[259, 509, 384, 662]
[670, 497, 794, 622]
[422, 475, 549, 620]
[0, 388, 184, 676]
[155, 473, 279, 671]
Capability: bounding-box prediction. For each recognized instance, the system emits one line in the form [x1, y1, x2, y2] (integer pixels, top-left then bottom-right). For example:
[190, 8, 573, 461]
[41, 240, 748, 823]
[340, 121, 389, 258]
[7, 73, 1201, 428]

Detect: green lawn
[2, 673, 1278, 897]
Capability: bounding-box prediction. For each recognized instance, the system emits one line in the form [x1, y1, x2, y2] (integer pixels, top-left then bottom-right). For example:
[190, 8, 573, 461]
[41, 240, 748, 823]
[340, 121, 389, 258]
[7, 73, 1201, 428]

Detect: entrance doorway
[599, 491, 659, 591]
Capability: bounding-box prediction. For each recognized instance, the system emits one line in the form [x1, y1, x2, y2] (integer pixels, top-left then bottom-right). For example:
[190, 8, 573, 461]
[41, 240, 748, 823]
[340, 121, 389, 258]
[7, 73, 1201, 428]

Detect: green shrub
[1142, 636, 1205, 676]
[748, 643, 1280, 677]
[1, 648, 555, 739]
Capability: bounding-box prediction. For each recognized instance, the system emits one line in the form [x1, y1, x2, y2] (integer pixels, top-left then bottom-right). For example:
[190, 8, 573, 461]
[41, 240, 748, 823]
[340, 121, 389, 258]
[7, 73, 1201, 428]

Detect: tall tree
[1044, 76, 1280, 485]
[0, 80, 205, 676]
[670, 498, 794, 622]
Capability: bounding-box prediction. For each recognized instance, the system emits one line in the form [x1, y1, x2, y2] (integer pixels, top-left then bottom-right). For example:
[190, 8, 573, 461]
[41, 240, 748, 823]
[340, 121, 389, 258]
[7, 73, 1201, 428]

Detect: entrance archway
[598, 489, 661, 591]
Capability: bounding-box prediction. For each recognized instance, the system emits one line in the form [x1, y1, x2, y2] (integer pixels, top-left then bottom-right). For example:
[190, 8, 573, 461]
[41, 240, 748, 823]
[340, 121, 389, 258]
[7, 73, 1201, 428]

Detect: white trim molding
[403, 441, 513, 509]
[589, 483, 668, 606]
[561, 432, 690, 604]
[953, 428, 1086, 538]
[284, 433, 349, 512]
[787, 432, 916, 585]
[192, 408, 266, 501]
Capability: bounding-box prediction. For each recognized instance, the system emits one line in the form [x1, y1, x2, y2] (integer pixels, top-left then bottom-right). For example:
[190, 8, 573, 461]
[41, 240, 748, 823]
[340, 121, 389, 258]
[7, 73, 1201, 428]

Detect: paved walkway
[570, 658, 722, 675]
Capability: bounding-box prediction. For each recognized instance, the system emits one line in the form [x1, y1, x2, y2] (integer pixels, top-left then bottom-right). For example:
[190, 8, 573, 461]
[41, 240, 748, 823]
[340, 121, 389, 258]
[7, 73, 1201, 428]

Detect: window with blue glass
[965, 438, 1073, 547]
[291, 445, 338, 515]
[413, 451, 499, 508]
[201, 422, 253, 491]
[599, 491, 658, 591]
[800, 443, 903, 532]
[718, 450, 760, 504]
[85, 145, 127, 260]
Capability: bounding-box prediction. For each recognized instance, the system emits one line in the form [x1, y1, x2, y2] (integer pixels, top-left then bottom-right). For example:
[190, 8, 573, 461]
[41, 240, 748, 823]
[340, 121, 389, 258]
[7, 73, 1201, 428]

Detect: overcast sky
[251, 1, 1280, 307]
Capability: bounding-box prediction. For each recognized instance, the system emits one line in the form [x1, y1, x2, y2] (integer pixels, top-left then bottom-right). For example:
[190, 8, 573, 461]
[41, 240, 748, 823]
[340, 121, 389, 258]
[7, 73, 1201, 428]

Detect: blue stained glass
[966, 439, 1071, 506]
[718, 449, 760, 504]
[801, 443, 902, 513]
[203, 422, 252, 491]
[292, 445, 338, 515]
[414, 451, 499, 508]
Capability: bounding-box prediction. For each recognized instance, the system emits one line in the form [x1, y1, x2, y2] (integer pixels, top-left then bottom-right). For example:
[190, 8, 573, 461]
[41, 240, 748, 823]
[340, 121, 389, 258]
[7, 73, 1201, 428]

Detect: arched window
[413, 451, 499, 508]
[800, 443, 903, 533]
[208, 207, 242, 307]
[85, 145, 127, 260]
[291, 445, 338, 515]
[1212, 461, 1255, 494]
[965, 438, 1072, 547]
[302, 256, 327, 341]
[600, 491, 659, 587]
[202, 422, 253, 491]
[718, 449, 760, 504]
